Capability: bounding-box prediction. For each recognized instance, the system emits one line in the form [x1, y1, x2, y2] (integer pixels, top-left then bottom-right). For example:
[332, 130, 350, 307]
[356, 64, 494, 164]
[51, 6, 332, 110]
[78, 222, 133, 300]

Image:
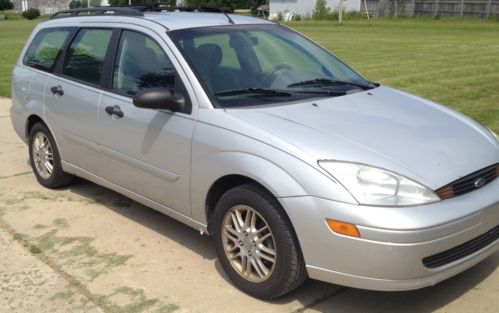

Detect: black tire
[213, 183, 307, 299]
[28, 123, 74, 188]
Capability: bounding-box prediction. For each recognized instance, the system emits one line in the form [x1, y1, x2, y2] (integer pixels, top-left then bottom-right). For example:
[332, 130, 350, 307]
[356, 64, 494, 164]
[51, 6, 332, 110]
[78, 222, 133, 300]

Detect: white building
[270, 0, 362, 19]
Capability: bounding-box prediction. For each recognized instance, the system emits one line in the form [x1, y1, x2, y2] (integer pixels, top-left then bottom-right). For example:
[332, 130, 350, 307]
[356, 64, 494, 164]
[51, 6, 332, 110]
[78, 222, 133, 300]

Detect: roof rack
[50, 4, 235, 21]
[150, 5, 234, 14]
[150, 5, 235, 23]
[50, 7, 144, 19]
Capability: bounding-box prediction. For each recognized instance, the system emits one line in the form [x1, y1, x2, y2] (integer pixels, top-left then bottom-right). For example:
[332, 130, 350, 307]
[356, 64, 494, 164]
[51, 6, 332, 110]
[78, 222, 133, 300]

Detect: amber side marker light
[436, 186, 455, 200]
[326, 219, 360, 238]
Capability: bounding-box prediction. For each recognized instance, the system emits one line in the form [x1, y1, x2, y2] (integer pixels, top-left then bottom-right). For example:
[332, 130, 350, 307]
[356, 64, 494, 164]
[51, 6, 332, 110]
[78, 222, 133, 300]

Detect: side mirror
[133, 88, 185, 112]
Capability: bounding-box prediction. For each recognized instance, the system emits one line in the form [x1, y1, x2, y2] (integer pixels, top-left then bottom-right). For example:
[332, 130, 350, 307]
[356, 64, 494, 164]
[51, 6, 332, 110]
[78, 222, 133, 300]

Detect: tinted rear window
[62, 28, 113, 86]
[23, 28, 73, 72]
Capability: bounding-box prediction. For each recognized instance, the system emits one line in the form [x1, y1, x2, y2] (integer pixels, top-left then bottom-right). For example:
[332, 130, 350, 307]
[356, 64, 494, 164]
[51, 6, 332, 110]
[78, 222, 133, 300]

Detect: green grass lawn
[0, 18, 498, 132]
[288, 19, 499, 133]
[0, 19, 44, 97]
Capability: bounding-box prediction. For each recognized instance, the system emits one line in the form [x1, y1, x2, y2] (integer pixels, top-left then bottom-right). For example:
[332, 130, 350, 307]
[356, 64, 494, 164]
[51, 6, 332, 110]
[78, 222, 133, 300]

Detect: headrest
[195, 44, 222, 68]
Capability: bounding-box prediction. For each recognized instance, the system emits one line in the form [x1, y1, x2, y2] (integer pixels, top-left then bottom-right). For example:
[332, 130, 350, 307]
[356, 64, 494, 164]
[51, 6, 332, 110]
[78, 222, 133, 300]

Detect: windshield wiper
[287, 78, 373, 90]
[215, 88, 291, 97]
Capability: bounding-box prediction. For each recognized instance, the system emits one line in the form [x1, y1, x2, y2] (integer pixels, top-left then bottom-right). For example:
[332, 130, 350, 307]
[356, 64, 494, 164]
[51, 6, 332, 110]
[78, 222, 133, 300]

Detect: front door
[96, 29, 196, 216]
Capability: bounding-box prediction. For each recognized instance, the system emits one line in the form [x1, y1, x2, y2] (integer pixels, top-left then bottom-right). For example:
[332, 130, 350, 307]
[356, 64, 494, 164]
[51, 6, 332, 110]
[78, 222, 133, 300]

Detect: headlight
[319, 161, 440, 206]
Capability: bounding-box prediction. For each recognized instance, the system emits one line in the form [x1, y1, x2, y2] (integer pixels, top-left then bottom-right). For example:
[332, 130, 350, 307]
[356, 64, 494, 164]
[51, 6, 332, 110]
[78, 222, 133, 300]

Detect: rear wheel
[29, 123, 74, 188]
[213, 183, 307, 299]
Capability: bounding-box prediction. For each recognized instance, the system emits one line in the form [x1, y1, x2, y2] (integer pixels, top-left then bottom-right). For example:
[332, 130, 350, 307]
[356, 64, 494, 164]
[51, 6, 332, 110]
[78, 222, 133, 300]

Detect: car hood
[226, 86, 499, 189]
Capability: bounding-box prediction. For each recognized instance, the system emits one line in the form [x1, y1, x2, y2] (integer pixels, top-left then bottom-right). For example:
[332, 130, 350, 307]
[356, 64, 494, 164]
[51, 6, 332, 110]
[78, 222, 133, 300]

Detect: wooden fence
[366, 0, 499, 18]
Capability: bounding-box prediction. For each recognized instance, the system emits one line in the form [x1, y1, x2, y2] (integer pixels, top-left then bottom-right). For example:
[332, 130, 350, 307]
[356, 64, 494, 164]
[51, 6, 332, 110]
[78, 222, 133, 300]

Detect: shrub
[328, 10, 339, 21]
[312, 0, 332, 20]
[0, 0, 14, 12]
[312, 0, 345, 21]
[69, 0, 82, 8]
[4, 10, 23, 19]
[275, 11, 283, 22]
[343, 10, 365, 20]
[22, 8, 40, 20]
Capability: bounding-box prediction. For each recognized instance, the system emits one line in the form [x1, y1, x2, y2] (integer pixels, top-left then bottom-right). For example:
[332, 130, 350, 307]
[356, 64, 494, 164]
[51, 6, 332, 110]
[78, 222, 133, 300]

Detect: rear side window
[23, 28, 73, 72]
[63, 28, 113, 86]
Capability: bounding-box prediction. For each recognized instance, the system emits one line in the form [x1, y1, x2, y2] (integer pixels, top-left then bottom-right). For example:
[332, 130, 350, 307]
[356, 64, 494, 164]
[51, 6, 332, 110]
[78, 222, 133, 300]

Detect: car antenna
[219, 7, 235, 24]
[200, 6, 234, 24]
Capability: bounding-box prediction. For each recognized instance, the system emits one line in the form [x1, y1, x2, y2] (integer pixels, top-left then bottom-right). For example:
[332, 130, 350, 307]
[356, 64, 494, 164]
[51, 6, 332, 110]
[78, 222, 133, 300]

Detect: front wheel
[213, 183, 307, 299]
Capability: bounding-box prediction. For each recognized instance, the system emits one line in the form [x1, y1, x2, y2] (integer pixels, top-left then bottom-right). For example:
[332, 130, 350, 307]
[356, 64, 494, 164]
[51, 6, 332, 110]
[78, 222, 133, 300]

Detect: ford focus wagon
[10, 5, 499, 299]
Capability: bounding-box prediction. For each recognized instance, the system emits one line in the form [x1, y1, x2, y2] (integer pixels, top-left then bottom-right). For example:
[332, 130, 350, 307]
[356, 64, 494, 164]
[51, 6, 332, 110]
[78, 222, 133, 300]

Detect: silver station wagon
[10, 5, 499, 299]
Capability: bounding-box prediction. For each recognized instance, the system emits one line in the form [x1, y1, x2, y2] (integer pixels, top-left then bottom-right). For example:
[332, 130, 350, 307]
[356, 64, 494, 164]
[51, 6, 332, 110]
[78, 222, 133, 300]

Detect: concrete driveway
[0, 98, 497, 313]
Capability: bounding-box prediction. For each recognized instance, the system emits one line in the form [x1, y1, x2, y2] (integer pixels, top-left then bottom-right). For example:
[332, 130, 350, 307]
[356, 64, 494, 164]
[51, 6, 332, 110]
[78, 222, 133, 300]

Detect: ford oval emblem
[474, 177, 486, 188]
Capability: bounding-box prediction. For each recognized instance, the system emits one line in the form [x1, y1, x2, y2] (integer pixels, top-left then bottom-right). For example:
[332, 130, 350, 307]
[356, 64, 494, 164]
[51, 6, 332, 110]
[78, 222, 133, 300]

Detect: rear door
[96, 28, 197, 216]
[44, 28, 115, 174]
[12, 27, 73, 138]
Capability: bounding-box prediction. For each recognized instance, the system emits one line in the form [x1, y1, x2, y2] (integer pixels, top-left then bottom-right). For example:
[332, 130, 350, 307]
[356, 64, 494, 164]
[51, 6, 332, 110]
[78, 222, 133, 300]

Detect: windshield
[169, 24, 374, 107]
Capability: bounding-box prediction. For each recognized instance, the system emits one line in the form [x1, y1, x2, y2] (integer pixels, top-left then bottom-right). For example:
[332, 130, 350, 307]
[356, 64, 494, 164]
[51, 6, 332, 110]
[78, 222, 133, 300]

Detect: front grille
[436, 163, 499, 200]
[422, 226, 499, 268]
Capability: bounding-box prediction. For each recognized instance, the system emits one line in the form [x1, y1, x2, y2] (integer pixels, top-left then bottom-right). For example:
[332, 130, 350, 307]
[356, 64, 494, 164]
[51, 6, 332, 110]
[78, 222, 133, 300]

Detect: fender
[11, 65, 47, 143]
[190, 151, 309, 224]
[189, 149, 358, 226]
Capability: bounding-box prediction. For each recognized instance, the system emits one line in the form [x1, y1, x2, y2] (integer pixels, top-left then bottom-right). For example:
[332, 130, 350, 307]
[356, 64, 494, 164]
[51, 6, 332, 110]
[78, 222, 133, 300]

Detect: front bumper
[280, 178, 499, 291]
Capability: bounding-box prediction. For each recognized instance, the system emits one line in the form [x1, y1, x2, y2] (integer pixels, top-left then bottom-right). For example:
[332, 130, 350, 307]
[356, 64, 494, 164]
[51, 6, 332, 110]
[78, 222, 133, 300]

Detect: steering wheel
[262, 64, 293, 86]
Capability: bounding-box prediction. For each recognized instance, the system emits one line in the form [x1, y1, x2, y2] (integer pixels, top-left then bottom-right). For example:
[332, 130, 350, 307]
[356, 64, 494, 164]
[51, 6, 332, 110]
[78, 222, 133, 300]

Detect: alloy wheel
[222, 205, 277, 283]
[32, 132, 54, 179]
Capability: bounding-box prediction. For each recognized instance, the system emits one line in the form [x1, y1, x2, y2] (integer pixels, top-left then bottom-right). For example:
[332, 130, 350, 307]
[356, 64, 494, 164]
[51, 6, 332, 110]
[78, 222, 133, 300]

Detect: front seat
[193, 44, 252, 93]
[192, 43, 223, 92]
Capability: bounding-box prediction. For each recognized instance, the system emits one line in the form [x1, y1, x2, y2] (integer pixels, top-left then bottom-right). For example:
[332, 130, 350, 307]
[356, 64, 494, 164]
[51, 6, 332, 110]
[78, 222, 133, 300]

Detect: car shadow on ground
[67, 177, 498, 313]
[68, 177, 217, 260]
[281, 252, 498, 313]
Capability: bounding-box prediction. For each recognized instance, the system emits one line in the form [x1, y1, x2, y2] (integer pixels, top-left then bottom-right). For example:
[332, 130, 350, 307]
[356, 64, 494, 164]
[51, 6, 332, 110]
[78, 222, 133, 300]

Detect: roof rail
[50, 4, 235, 20]
[144, 4, 234, 14]
[50, 7, 144, 19]
[152, 5, 235, 24]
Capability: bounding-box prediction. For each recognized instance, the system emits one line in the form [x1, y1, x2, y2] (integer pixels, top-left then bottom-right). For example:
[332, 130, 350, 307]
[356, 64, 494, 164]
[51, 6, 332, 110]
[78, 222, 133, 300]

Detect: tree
[0, 0, 14, 12]
[312, 0, 331, 20]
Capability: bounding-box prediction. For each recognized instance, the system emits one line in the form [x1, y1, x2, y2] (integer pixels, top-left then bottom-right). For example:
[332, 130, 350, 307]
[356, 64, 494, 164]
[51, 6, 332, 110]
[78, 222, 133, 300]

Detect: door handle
[50, 85, 64, 96]
[105, 105, 124, 118]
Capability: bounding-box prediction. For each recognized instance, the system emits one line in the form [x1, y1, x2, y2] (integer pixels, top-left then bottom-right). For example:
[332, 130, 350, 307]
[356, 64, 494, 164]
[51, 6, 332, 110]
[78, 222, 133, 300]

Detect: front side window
[63, 28, 113, 85]
[170, 24, 375, 108]
[23, 28, 73, 72]
[112, 30, 179, 96]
